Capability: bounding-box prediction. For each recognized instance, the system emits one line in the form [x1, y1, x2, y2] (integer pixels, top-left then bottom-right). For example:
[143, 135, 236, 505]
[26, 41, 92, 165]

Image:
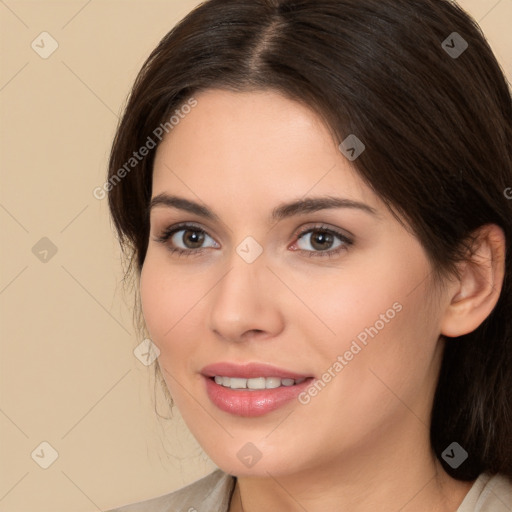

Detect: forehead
[152, 88, 378, 213]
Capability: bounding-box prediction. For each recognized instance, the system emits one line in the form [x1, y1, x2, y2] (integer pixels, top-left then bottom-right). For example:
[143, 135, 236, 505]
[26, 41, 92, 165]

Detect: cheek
[139, 260, 166, 339]
[290, 254, 410, 357]
[315, 284, 440, 426]
[140, 256, 190, 353]
[139, 260, 195, 401]
[303, 250, 438, 392]
[139, 253, 212, 383]
[140, 251, 196, 336]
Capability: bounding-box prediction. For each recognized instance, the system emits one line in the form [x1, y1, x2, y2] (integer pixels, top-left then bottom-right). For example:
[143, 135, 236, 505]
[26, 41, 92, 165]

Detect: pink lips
[201, 362, 314, 417]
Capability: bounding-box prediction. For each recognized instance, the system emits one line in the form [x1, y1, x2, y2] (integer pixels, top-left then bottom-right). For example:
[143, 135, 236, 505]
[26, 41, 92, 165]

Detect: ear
[440, 224, 506, 337]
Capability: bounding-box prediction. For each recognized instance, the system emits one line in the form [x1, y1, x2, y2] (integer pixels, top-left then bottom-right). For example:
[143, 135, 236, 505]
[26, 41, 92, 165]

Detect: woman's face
[140, 89, 448, 478]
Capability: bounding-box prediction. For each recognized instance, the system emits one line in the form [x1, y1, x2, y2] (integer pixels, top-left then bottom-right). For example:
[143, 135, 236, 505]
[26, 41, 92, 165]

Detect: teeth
[247, 377, 266, 390]
[213, 376, 306, 390]
[265, 377, 281, 389]
[229, 377, 247, 389]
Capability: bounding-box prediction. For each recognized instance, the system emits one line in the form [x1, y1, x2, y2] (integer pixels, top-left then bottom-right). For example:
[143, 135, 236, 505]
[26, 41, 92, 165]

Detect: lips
[201, 362, 314, 417]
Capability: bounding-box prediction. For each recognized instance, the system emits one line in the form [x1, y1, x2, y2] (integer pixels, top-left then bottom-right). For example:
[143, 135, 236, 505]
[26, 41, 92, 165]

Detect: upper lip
[201, 362, 312, 380]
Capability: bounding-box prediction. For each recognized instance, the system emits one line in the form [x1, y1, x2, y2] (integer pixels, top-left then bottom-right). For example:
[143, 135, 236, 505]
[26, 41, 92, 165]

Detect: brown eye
[178, 229, 206, 249]
[297, 228, 344, 252]
[292, 224, 354, 259]
[310, 231, 335, 251]
[154, 223, 219, 256]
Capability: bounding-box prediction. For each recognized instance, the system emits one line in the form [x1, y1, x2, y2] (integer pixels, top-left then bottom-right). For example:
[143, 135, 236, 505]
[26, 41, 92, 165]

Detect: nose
[208, 252, 285, 343]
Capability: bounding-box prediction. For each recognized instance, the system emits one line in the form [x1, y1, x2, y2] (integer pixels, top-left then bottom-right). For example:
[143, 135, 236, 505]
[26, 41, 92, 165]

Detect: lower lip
[204, 376, 313, 417]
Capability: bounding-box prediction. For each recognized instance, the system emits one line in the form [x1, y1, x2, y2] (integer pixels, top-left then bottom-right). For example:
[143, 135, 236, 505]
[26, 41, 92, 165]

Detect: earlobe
[440, 224, 506, 338]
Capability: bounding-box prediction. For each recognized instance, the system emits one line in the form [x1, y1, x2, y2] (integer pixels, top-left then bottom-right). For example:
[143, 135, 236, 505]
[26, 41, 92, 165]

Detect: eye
[153, 222, 218, 256]
[292, 224, 353, 258]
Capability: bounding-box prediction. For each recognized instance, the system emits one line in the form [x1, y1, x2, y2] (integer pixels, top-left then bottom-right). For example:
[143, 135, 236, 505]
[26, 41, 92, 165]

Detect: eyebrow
[149, 193, 378, 222]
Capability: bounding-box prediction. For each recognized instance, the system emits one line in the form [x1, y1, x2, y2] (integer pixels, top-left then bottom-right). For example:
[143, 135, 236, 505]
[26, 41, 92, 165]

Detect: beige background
[0, 1, 510, 510]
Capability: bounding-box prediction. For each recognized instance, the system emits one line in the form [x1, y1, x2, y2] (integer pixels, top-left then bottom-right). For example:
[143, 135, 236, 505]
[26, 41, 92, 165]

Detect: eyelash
[153, 222, 353, 259]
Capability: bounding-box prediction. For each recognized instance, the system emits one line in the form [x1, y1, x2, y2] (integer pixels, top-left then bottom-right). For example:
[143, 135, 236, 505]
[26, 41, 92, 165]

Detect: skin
[140, 89, 505, 511]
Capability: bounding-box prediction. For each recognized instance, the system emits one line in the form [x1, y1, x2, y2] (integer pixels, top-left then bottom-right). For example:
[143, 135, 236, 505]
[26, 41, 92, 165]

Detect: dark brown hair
[107, 0, 512, 481]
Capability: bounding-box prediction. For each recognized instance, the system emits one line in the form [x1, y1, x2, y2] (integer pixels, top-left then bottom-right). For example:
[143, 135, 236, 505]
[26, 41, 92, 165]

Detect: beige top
[106, 469, 512, 511]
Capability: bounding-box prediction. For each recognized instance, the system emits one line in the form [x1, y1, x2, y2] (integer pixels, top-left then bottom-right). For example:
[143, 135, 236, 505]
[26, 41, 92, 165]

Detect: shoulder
[457, 472, 512, 512]
[105, 469, 236, 512]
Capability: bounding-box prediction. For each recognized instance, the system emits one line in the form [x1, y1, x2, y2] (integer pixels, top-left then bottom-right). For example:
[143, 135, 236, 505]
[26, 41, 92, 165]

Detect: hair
[107, 0, 512, 481]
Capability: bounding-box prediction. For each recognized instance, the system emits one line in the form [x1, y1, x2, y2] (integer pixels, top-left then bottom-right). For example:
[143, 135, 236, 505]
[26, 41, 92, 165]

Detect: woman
[105, 0, 512, 510]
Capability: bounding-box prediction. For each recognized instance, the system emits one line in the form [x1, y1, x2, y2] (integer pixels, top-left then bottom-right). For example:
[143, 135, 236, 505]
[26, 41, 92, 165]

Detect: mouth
[201, 362, 315, 417]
